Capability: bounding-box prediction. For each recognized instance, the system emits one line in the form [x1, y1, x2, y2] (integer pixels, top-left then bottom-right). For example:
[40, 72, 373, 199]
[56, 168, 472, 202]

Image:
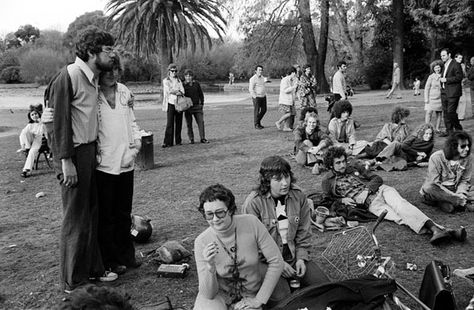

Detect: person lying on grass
[357, 107, 411, 160]
[321, 146, 467, 245]
[242, 156, 330, 307]
[294, 112, 332, 174]
[421, 130, 474, 213]
[194, 184, 283, 310]
[366, 123, 435, 167]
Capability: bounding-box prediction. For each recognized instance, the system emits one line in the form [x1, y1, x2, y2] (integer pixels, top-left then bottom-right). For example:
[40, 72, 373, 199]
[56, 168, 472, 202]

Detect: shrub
[19, 48, 67, 84]
[0, 66, 21, 83]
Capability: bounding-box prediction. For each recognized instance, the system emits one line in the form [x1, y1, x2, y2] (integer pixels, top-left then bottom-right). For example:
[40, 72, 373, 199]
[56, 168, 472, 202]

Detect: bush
[19, 48, 67, 84]
[1, 66, 21, 83]
[0, 50, 21, 72]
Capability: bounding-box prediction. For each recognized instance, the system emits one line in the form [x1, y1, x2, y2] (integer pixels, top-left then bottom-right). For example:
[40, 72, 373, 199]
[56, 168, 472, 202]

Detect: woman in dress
[162, 63, 185, 147]
[194, 184, 283, 310]
[297, 64, 317, 111]
[424, 60, 443, 133]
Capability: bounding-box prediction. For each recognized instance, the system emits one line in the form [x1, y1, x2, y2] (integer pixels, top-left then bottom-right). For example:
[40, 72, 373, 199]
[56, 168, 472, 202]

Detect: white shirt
[332, 70, 347, 99]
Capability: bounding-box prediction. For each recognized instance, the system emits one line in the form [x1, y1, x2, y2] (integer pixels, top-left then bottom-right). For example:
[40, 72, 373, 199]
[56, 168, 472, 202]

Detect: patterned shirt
[335, 173, 367, 200]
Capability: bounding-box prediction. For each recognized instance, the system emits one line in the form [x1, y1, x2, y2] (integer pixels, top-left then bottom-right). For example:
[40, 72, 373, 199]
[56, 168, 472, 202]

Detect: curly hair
[198, 184, 237, 217]
[75, 26, 115, 62]
[444, 131, 472, 160]
[256, 156, 295, 196]
[303, 112, 320, 129]
[55, 284, 134, 310]
[323, 146, 347, 170]
[333, 100, 353, 118]
[391, 106, 410, 124]
[413, 123, 434, 141]
[430, 60, 443, 73]
[27, 104, 43, 123]
[299, 106, 318, 121]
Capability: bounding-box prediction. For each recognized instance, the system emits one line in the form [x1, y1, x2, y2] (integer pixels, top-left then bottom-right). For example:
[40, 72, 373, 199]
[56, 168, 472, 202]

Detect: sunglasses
[204, 209, 228, 220]
[169, 69, 177, 72]
[459, 144, 469, 149]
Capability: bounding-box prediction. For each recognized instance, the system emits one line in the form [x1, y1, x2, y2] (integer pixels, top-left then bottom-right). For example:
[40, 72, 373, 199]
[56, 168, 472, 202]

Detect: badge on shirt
[294, 216, 300, 223]
[354, 172, 360, 176]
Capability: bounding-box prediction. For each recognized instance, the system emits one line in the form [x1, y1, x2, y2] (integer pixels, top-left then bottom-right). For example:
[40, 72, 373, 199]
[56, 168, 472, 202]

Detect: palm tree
[106, 0, 227, 80]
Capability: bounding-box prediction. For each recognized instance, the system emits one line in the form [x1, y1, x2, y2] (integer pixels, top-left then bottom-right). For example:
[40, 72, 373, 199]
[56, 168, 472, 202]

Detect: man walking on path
[249, 65, 267, 129]
[45, 26, 118, 292]
[332, 61, 347, 101]
[439, 48, 464, 136]
[386, 62, 402, 99]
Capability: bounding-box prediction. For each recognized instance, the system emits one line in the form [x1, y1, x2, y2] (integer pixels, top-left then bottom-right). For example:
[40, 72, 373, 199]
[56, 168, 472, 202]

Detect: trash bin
[136, 134, 154, 170]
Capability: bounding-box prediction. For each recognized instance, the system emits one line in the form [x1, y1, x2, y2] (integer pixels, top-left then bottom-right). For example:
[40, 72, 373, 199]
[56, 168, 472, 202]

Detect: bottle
[289, 278, 300, 292]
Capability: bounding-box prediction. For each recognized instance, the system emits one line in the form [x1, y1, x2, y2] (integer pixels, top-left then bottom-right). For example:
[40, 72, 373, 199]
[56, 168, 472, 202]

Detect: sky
[0, 0, 108, 38]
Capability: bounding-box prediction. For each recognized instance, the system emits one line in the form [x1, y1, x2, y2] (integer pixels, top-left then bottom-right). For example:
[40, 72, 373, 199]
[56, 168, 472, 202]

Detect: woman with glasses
[96, 55, 142, 275]
[162, 63, 185, 147]
[194, 184, 283, 310]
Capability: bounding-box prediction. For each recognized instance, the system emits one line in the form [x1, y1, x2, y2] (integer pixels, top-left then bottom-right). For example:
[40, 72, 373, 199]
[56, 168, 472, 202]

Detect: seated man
[327, 100, 367, 156]
[242, 155, 329, 305]
[294, 112, 331, 174]
[420, 131, 474, 213]
[322, 146, 466, 245]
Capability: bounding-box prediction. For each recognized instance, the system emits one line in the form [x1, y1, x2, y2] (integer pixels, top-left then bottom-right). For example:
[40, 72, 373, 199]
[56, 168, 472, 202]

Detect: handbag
[175, 95, 192, 112]
[419, 260, 456, 310]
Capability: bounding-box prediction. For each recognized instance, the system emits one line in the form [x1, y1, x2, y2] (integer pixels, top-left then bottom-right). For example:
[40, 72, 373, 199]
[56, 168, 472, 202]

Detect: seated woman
[19, 105, 46, 177]
[327, 100, 367, 156]
[194, 184, 283, 310]
[294, 112, 331, 174]
[372, 123, 434, 165]
[358, 107, 410, 159]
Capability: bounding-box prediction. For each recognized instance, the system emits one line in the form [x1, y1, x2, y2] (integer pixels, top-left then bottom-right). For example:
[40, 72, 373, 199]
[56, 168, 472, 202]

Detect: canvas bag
[175, 95, 192, 112]
[419, 260, 456, 310]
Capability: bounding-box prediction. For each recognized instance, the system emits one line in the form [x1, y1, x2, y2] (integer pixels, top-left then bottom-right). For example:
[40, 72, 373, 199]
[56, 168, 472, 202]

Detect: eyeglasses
[204, 209, 228, 220]
[102, 46, 115, 54]
[459, 144, 469, 149]
[169, 69, 177, 72]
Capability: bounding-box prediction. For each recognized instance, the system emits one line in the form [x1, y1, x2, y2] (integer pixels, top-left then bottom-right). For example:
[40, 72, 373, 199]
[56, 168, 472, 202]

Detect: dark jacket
[401, 135, 434, 162]
[321, 161, 383, 204]
[183, 80, 204, 106]
[442, 60, 463, 98]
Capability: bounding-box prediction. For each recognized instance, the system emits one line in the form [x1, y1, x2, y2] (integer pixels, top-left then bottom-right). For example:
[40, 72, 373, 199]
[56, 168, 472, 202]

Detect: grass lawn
[0, 89, 473, 309]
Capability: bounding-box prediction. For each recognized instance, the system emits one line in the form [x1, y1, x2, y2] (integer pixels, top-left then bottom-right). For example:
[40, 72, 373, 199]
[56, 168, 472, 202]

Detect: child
[413, 77, 421, 96]
[18, 105, 45, 177]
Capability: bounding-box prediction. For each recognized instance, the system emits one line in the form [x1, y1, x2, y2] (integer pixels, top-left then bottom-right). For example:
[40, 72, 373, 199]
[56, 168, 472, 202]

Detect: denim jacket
[241, 185, 311, 263]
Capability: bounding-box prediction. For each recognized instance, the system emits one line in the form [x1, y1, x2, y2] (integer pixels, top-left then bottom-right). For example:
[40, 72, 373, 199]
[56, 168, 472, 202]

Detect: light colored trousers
[369, 185, 430, 234]
[19, 132, 43, 171]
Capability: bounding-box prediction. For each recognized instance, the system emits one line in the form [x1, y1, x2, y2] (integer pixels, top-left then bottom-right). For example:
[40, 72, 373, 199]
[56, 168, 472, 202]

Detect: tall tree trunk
[318, 0, 330, 93]
[159, 24, 172, 83]
[392, 0, 404, 89]
[297, 0, 319, 87]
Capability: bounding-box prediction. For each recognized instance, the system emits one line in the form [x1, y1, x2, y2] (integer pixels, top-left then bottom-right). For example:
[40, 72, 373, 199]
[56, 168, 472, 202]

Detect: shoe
[91, 271, 118, 282]
[466, 203, 474, 212]
[275, 121, 282, 130]
[438, 202, 455, 213]
[200, 139, 209, 144]
[110, 265, 127, 275]
[190, 139, 194, 144]
[396, 96, 402, 99]
[430, 230, 451, 245]
[282, 127, 293, 132]
[161, 144, 170, 148]
[21, 170, 30, 178]
[448, 227, 467, 242]
[255, 125, 263, 130]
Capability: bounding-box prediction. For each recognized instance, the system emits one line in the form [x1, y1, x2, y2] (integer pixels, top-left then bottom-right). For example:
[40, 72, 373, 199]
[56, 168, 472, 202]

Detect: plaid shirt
[335, 173, 367, 200]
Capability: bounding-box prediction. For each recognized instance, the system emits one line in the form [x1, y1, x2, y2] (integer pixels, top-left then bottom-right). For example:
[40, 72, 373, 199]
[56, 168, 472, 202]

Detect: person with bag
[162, 63, 185, 148]
[183, 69, 209, 144]
[322, 146, 466, 245]
[194, 184, 283, 310]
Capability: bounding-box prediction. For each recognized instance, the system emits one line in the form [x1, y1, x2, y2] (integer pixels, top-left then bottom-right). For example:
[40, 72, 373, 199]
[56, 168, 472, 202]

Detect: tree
[14, 24, 40, 44]
[392, 0, 404, 89]
[106, 0, 227, 82]
[63, 11, 107, 50]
